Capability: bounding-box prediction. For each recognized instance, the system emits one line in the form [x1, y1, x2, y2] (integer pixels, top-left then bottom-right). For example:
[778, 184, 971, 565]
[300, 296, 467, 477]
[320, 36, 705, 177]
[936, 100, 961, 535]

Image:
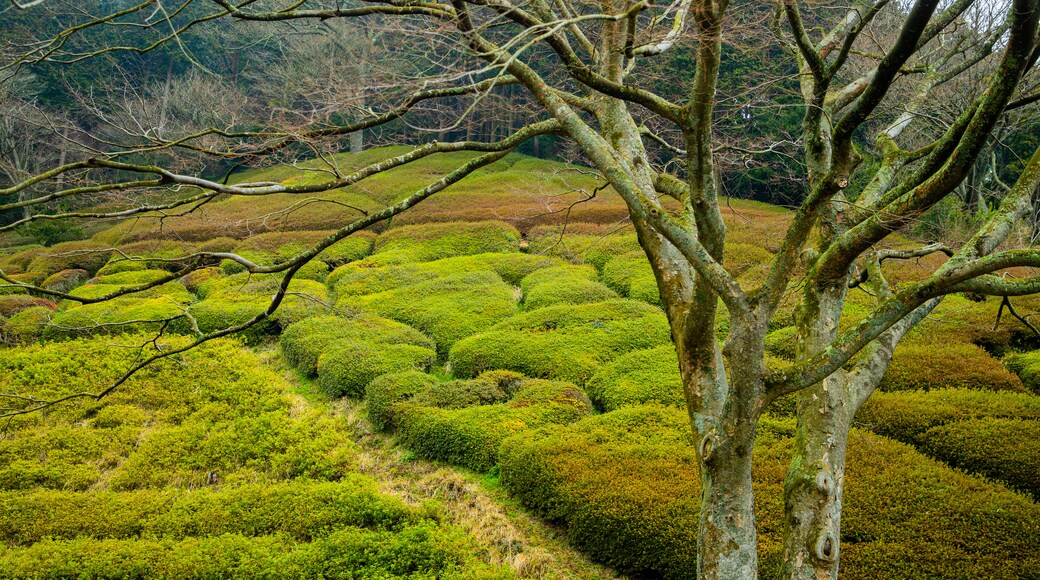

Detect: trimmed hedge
[856, 388, 1040, 442]
[1003, 350, 1040, 394]
[280, 314, 435, 377]
[365, 371, 440, 431]
[448, 299, 672, 384]
[917, 418, 1040, 498]
[316, 342, 436, 398]
[519, 265, 617, 310]
[337, 270, 518, 355]
[0, 306, 53, 344]
[370, 220, 520, 265]
[585, 345, 685, 411]
[879, 342, 1025, 392]
[764, 326, 798, 360]
[499, 404, 1040, 579]
[394, 379, 592, 472]
[0, 522, 512, 579]
[601, 251, 660, 306]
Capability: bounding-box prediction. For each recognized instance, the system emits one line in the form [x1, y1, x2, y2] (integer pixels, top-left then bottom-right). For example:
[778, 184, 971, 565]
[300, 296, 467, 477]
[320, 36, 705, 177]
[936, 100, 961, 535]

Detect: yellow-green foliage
[1, 306, 53, 344]
[527, 227, 643, 271]
[25, 241, 113, 276]
[601, 251, 660, 306]
[328, 252, 564, 299]
[764, 326, 798, 359]
[0, 245, 43, 273]
[0, 334, 510, 578]
[40, 268, 89, 293]
[585, 346, 685, 411]
[96, 240, 200, 276]
[499, 404, 1040, 579]
[369, 221, 519, 265]
[281, 314, 435, 377]
[365, 371, 440, 431]
[395, 378, 592, 473]
[189, 274, 331, 342]
[917, 418, 1040, 498]
[0, 522, 512, 579]
[218, 230, 373, 281]
[448, 299, 672, 384]
[520, 265, 617, 310]
[1003, 350, 1040, 394]
[857, 388, 1040, 441]
[47, 278, 195, 340]
[0, 295, 56, 318]
[317, 342, 436, 399]
[880, 342, 1025, 392]
[337, 270, 518, 355]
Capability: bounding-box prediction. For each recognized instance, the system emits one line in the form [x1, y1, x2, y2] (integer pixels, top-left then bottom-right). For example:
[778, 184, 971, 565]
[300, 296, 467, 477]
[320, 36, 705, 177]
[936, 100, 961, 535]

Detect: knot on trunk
[815, 532, 837, 562]
[699, 433, 716, 462]
[815, 471, 834, 495]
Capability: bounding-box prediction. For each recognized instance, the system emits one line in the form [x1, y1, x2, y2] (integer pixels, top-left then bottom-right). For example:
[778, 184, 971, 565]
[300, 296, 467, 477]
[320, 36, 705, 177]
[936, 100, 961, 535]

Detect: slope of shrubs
[448, 299, 672, 384]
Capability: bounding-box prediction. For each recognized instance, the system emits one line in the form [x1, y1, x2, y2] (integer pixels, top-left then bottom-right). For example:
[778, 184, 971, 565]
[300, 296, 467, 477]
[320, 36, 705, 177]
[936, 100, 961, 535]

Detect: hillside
[2, 149, 1040, 578]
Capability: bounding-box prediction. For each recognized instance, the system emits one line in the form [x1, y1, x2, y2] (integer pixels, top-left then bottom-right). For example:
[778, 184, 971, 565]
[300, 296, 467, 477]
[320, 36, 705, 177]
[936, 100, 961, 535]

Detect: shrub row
[448, 299, 672, 384]
[879, 342, 1025, 392]
[498, 404, 1040, 579]
[1003, 350, 1040, 394]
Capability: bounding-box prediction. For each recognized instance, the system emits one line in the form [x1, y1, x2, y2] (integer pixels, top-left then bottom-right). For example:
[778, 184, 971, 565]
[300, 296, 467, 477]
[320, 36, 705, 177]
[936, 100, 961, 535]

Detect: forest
[1, 1, 1040, 579]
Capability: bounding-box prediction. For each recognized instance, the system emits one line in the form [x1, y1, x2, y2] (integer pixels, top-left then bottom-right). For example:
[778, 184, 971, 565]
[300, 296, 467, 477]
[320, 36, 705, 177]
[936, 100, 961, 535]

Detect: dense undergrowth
[2, 148, 1039, 578]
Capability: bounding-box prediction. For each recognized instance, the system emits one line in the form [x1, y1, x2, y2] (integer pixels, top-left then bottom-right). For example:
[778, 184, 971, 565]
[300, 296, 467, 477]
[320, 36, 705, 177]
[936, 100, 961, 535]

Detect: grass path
[262, 348, 621, 580]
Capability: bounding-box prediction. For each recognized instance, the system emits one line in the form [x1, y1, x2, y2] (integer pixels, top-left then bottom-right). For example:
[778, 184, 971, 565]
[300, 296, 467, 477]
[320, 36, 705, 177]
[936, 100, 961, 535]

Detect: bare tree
[1, 1, 1039, 578]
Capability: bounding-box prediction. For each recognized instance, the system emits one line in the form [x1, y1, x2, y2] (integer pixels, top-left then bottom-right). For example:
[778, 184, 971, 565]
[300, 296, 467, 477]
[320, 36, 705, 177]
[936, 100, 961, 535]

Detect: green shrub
[764, 326, 798, 359]
[519, 265, 616, 310]
[40, 269, 89, 293]
[917, 418, 1040, 498]
[499, 404, 1040, 579]
[0, 477, 418, 546]
[601, 251, 661, 306]
[880, 342, 1025, 392]
[46, 282, 195, 339]
[337, 270, 518, 355]
[25, 241, 113, 276]
[1003, 350, 1040, 394]
[411, 370, 525, 410]
[179, 267, 222, 295]
[527, 230, 642, 271]
[370, 220, 519, 265]
[189, 275, 331, 342]
[281, 314, 435, 376]
[448, 299, 671, 384]
[1, 306, 53, 344]
[585, 346, 685, 411]
[317, 342, 435, 398]
[856, 388, 1040, 442]
[365, 371, 440, 431]
[395, 379, 592, 472]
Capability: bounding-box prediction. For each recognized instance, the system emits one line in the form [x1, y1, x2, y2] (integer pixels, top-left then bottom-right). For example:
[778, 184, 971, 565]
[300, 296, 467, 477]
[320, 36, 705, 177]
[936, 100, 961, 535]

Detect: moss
[281, 314, 434, 377]
[394, 378, 592, 472]
[317, 342, 435, 398]
[585, 346, 685, 411]
[448, 299, 672, 384]
[519, 265, 617, 310]
[880, 342, 1025, 392]
[337, 270, 518, 355]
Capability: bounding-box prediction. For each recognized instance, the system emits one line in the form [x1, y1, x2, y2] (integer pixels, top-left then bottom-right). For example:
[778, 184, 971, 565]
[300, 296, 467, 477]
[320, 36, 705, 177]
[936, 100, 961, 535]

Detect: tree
[1, 1, 1039, 578]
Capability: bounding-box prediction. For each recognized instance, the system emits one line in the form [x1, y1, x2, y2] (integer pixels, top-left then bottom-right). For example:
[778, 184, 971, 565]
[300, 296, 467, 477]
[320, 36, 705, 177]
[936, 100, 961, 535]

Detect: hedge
[1003, 350, 1040, 394]
[879, 342, 1025, 392]
[40, 268, 89, 293]
[0, 306, 53, 344]
[280, 314, 435, 377]
[0, 477, 418, 546]
[46, 282, 195, 340]
[316, 342, 436, 398]
[448, 299, 672, 384]
[0, 523, 512, 579]
[917, 417, 1040, 498]
[585, 345, 685, 411]
[526, 229, 642, 271]
[601, 251, 660, 306]
[856, 388, 1040, 442]
[337, 270, 518, 355]
[394, 379, 592, 472]
[519, 265, 616, 310]
[365, 371, 441, 431]
[0, 295, 56, 318]
[499, 404, 1040, 579]
[369, 220, 520, 265]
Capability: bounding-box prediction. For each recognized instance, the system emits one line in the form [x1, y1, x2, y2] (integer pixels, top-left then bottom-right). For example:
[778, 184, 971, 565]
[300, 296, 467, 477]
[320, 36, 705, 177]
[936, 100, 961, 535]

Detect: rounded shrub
[917, 417, 1040, 498]
[394, 378, 592, 472]
[1, 305, 53, 344]
[601, 251, 661, 306]
[25, 241, 113, 277]
[1003, 350, 1040, 394]
[585, 345, 685, 411]
[280, 314, 434, 377]
[40, 269, 90, 293]
[519, 265, 617, 310]
[369, 220, 520, 265]
[189, 275, 331, 342]
[448, 299, 671, 384]
[0, 295, 57, 318]
[337, 270, 518, 355]
[856, 388, 1040, 442]
[880, 342, 1025, 392]
[365, 371, 440, 431]
[317, 342, 435, 398]
[764, 326, 798, 359]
